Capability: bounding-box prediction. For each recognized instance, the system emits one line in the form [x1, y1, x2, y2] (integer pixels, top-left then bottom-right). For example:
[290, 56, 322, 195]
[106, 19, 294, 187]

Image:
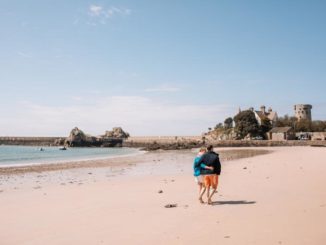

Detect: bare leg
[199, 185, 206, 203]
[206, 186, 211, 204]
[208, 176, 219, 204]
[208, 188, 217, 204]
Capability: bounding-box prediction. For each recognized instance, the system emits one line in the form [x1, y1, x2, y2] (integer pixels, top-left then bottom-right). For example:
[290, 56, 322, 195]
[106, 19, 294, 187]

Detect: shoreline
[0, 148, 271, 175]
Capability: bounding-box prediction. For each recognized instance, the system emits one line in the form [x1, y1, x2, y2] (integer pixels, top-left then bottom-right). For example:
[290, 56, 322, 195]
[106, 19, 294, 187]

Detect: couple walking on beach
[193, 145, 221, 205]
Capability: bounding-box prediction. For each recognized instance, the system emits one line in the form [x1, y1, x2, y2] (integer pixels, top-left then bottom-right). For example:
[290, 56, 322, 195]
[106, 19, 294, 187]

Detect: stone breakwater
[124, 136, 326, 150]
[0, 137, 64, 146]
[123, 136, 203, 150]
[1, 136, 325, 149]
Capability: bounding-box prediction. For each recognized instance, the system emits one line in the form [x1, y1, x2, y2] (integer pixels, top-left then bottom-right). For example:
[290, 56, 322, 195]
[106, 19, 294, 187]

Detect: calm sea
[0, 145, 140, 167]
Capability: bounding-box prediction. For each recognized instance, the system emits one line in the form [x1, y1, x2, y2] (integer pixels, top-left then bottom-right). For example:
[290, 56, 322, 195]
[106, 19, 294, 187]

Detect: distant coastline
[1, 136, 325, 149]
[124, 137, 326, 149]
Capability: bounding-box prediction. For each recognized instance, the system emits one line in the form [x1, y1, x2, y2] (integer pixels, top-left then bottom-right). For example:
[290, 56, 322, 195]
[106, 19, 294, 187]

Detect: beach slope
[0, 147, 325, 245]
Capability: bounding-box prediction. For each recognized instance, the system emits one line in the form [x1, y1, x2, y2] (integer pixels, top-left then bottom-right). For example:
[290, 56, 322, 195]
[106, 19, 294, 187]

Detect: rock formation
[104, 127, 130, 139]
[64, 127, 128, 147]
[65, 127, 91, 147]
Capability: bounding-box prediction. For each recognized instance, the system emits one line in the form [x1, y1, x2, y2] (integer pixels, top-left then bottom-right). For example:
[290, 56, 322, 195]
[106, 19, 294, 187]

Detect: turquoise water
[0, 145, 140, 166]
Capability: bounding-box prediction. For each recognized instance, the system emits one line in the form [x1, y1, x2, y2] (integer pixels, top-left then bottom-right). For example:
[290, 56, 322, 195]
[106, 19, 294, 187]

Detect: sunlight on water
[0, 145, 139, 166]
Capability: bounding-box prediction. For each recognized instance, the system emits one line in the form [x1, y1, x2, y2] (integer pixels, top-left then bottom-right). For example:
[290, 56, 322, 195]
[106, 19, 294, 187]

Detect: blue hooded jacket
[193, 155, 208, 177]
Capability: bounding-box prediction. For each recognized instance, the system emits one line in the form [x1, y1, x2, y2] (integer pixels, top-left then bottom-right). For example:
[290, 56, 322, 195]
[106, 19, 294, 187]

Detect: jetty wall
[1, 136, 325, 148]
[124, 136, 326, 149]
[0, 137, 63, 146]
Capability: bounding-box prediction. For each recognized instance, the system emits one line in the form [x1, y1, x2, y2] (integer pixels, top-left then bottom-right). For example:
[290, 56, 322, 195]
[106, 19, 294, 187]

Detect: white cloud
[89, 5, 103, 16]
[20, 21, 28, 27]
[0, 96, 236, 136]
[17, 51, 32, 58]
[87, 4, 131, 25]
[145, 86, 180, 93]
[106, 7, 131, 18]
[71, 96, 83, 102]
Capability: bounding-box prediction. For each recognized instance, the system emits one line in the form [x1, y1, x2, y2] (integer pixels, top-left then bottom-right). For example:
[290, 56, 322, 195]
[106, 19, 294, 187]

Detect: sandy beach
[0, 146, 325, 245]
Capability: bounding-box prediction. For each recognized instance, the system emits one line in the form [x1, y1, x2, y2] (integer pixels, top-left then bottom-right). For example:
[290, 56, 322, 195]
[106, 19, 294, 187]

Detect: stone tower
[294, 104, 312, 121]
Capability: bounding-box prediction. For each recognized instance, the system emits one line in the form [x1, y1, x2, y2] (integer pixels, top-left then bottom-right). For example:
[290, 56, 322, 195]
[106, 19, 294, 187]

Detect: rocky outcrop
[64, 127, 127, 147]
[65, 127, 88, 147]
[104, 127, 129, 139]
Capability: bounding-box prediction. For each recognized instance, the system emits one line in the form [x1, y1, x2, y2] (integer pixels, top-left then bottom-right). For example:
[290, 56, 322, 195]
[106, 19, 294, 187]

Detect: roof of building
[267, 111, 277, 121]
[269, 127, 293, 133]
[255, 110, 278, 122]
[255, 111, 265, 118]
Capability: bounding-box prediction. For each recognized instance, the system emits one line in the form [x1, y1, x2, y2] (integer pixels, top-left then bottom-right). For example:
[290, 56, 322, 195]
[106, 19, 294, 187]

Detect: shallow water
[0, 145, 140, 166]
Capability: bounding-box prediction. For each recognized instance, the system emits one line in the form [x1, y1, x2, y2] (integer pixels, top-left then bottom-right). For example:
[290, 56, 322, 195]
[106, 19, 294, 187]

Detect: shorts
[194, 175, 203, 184]
[204, 174, 218, 189]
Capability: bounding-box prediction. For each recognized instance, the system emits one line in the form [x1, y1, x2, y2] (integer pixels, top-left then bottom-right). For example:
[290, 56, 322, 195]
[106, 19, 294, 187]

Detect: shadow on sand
[212, 200, 256, 206]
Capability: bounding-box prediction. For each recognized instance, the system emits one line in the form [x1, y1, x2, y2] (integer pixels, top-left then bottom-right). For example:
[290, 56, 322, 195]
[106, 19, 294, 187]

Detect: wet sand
[0, 147, 325, 244]
[0, 148, 270, 175]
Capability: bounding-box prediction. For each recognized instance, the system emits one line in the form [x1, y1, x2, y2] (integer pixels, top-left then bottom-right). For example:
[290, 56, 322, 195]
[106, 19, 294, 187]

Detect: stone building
[268, 127, 295, 141]
[247, 105, 278, 126]
[311, 132, 326, 141]
[294, 104, 312, 121]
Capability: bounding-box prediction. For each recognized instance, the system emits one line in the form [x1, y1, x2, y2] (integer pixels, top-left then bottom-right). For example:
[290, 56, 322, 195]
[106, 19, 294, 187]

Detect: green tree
[224, 117, 233, 129]
[275, 114, 297, 128]
[233, 110, 260, 139]
[214, 123, 223, 129]
[259, 117, 272, 138]
[295, 119, 312, 132]
[311, 120, 326, 132]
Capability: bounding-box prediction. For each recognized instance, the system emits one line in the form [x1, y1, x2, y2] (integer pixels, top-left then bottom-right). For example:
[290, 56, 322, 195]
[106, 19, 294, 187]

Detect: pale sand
[0, 147, 325, 245]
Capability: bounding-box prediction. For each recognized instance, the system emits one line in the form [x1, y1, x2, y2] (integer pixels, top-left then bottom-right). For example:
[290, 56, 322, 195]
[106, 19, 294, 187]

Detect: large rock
[104, 127, 130, 139]
[65, 127, 99, 147]
[65, 127, 126, 147]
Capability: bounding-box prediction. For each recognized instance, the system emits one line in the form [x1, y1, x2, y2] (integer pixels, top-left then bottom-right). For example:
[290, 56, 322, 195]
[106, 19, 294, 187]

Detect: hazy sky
[1, 0, 325, 136]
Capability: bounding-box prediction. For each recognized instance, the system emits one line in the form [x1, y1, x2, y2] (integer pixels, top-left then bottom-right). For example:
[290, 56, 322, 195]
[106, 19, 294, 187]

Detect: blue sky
[0, 0, 325, 136]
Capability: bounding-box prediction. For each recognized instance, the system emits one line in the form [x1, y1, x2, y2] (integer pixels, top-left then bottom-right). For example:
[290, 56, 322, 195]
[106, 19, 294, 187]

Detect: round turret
[294, 104, 312, 121]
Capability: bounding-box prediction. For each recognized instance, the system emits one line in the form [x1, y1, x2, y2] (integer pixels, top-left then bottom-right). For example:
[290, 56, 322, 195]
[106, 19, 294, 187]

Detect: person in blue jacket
[196, 145, 221, 204]
[193, 147, 213, 203]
